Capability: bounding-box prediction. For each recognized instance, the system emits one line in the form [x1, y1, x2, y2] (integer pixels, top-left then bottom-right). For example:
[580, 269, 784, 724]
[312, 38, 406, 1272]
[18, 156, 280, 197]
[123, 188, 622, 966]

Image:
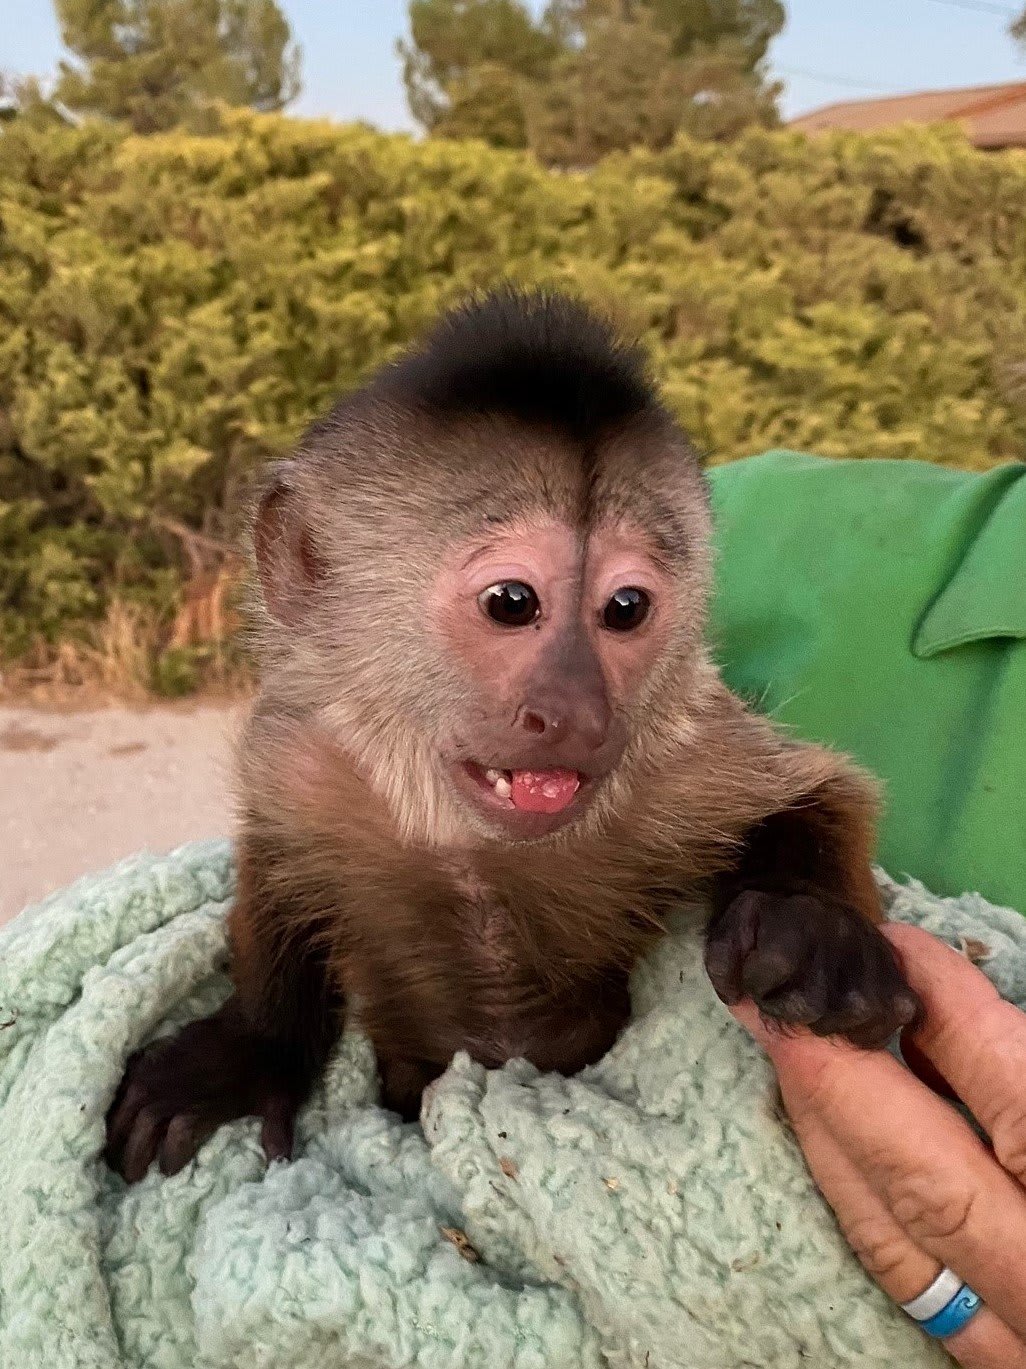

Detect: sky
[3, 0, 1025, 128]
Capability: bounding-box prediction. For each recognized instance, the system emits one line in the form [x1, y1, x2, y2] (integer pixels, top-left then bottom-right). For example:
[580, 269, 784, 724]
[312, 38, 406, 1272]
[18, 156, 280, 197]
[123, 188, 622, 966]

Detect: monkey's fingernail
[261, 1100, 295, 1162]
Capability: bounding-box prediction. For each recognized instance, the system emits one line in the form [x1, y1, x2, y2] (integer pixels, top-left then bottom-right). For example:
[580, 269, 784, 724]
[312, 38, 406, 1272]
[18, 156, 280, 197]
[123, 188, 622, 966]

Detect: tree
[0, 73, 71, 127]
[546, 0, 784, 61]
[54, 0, 301, 134]
[527, 7, 693, 165]
[402, 0, 783, 160]
[399, 0, 558, 142]
[638, 0, 784, 62]
[428, 63, 534, 148]
[1013, 6, 1026, 49]
[527, 4, 779, 165]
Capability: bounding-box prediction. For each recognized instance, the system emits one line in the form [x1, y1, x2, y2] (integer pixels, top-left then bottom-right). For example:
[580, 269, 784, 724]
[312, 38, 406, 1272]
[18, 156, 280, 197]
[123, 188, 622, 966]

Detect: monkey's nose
[518, 707, 551, 737]
[514, 696, 610, 751]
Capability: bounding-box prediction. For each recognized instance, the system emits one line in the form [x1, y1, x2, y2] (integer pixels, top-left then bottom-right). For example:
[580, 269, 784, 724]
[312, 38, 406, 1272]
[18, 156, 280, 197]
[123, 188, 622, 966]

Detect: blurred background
[2, 0, 1026, 919]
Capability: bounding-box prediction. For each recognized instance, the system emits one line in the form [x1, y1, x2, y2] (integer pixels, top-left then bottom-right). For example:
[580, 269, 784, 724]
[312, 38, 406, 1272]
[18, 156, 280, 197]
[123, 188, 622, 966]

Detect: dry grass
[0, 572, 255, 707]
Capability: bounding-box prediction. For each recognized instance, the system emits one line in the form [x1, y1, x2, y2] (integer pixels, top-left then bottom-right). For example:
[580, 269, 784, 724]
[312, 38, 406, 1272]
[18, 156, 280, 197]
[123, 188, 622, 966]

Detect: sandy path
[0, 703, 244, 925]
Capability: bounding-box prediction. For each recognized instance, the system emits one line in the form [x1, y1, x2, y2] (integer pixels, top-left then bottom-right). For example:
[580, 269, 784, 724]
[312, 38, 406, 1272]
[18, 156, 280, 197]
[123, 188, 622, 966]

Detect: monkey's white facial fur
[427, 516, 676, 842]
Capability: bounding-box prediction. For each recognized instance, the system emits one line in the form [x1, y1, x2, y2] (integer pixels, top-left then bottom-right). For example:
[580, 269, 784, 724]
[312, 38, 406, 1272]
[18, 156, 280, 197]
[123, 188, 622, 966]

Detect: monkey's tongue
[509, 769, 581, 814]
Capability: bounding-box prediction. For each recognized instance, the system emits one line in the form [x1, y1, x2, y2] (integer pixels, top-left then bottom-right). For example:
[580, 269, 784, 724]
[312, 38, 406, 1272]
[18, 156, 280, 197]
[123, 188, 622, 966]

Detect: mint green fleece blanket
[2, 841, 1023, 1369]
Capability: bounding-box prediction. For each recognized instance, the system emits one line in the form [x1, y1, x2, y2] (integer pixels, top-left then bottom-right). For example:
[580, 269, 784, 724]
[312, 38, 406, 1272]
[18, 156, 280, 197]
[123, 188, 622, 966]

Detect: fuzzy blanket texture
[2, 841, 1024, 1369]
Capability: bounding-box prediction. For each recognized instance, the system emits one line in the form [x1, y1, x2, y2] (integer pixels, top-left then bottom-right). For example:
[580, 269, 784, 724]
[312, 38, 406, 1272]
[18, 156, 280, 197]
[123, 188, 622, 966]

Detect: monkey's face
[429, 516, 673, 840]
[253, 411, 712, 851]
[253, 285, 718, 851]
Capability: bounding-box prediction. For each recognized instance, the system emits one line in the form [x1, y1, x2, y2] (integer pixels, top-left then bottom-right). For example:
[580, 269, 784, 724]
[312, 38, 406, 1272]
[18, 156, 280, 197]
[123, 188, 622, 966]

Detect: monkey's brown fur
[106, 291, 917, 1181]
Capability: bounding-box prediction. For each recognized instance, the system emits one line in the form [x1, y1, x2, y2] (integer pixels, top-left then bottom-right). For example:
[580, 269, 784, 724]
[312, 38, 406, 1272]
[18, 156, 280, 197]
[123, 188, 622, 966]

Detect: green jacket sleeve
[706, 450, 1026, 916]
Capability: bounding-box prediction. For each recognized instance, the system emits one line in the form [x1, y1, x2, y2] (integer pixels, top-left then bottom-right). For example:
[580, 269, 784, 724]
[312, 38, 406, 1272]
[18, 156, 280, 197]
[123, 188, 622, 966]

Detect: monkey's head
[253, 290, 715, 848]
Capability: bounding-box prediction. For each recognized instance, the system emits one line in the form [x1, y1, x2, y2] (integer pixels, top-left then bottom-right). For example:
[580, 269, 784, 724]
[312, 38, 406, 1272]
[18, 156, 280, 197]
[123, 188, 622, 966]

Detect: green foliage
[0, 75, 69, 129]
[151, 645, 201, 696]
[400, 0, 557, 140]
[54, 0, 301, 133]
[550, 0, 785, 62]
[1, 111, 1025, 670]
[527, 7, 689, 165]
[526, 13, 779, 166]
[646, 0, 784, 61]
[402, 0, 781, 160]
[1013, 6, 1026, 47]
[427, 63, 533, 149]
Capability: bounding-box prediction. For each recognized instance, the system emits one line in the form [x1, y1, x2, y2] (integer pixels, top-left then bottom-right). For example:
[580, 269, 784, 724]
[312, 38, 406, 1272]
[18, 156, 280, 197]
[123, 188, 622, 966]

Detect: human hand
[731, 923, 1026, 1369]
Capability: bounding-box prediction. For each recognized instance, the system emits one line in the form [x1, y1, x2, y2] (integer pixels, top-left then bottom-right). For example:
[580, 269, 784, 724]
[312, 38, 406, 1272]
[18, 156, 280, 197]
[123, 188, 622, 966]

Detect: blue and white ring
[901, 1268, 965, 1322]
[902, 1269, 983, 1340]
[919, 1287, 983, 1340]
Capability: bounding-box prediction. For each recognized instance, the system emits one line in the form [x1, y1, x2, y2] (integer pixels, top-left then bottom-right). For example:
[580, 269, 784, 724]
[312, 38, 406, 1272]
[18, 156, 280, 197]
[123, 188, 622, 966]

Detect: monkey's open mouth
[461, 762, 585, 817]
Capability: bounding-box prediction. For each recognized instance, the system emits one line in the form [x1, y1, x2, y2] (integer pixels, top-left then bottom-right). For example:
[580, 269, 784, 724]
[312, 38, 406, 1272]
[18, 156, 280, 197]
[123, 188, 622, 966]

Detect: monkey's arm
[105, 836, 343, 1183]
[705, 766, 922, 1048]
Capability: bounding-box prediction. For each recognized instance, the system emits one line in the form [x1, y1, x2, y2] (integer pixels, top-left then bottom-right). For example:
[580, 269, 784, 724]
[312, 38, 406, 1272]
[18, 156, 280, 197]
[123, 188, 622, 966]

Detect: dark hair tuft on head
[376, 289, 657, 440]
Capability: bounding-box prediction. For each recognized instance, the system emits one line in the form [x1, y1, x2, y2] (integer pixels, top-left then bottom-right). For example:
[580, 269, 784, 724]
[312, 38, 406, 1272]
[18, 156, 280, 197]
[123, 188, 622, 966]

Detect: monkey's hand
[104, 1000, 303, 1183]
[704, 890, 922, 1049]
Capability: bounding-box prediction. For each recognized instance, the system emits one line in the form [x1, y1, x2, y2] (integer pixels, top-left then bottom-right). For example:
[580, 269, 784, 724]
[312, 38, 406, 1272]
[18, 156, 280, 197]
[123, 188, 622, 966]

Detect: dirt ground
[0, 703, 243, 926]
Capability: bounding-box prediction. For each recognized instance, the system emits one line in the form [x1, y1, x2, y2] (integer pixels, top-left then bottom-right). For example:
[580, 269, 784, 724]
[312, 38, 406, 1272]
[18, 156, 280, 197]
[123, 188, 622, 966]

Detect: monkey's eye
[479, 581, 541, 628]
[603, 587, 651, 632]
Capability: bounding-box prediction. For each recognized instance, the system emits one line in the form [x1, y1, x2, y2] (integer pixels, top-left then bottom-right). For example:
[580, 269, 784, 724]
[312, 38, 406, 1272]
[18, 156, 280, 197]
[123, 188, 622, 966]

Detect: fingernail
[729, 999, 772, 1045]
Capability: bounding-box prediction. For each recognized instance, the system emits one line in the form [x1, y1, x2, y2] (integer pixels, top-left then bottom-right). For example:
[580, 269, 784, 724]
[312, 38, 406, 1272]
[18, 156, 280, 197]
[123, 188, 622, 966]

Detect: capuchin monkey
[106, 290, 920, 1183]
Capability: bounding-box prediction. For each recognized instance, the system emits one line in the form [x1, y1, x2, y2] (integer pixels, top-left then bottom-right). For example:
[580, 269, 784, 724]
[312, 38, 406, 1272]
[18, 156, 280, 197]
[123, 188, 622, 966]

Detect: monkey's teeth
[478, 765, 513, 800]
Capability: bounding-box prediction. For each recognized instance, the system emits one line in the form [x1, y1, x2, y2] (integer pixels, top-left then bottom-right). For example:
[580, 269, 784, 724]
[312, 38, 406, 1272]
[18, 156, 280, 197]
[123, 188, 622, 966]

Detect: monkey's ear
[253, 466, 325, 626]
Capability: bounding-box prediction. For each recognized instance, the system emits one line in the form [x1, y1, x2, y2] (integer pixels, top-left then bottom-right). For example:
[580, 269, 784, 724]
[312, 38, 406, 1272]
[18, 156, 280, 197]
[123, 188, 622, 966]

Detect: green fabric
[707, 451, 1026, 916]
[6, 841, 1026, 1369]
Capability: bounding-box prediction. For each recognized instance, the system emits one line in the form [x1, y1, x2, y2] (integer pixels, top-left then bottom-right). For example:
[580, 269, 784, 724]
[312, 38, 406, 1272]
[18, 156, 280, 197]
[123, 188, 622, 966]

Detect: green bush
[2, 109, 1025, 671]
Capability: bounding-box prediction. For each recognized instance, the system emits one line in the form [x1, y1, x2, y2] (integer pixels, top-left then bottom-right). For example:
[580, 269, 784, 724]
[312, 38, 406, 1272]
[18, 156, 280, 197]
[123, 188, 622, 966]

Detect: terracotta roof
[790, 81, 1026, 149]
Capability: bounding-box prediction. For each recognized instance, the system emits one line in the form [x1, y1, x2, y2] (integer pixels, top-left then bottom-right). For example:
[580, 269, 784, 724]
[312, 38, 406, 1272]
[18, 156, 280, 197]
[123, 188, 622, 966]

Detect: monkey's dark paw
[104, 1004, 301, 1183]
[704, 889, 922, 1049]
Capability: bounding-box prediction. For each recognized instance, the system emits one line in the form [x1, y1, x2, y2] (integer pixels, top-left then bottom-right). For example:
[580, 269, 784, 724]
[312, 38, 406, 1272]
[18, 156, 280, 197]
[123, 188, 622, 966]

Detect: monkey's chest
[461, 894, 524, 992]
[385, 890, 631, 1074]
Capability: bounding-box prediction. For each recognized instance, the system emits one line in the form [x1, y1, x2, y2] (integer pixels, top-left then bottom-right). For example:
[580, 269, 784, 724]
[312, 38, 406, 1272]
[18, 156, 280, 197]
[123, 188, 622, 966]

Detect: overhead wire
[776, 0, 1021, 98]
[922, 0, 1017, 16]
[775, 64, 901, 94]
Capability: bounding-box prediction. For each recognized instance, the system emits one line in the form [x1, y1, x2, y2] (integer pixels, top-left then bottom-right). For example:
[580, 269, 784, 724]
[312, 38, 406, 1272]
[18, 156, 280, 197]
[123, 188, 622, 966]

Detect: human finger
[767, 1075, 1026, 1369]
[732, 998, 1026, 1339]
[885, 924, 1026, 1185]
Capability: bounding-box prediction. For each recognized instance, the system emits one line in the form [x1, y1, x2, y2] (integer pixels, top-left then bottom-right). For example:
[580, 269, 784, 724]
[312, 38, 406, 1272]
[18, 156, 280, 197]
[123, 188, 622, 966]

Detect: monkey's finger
[104, 1077, 151, 1171]
[801, 930, 920, 1050]
[745, 943, 828, 1022]
[745, 940, 830, 1027]
[106, 1051, 140, 1116]
[777, 1078, 1026, 1369]
[260, 1094, 295, 1163]
[158, 1112, 220, 1177]
[120, 1107, 165, 1185]
[745, 906, 821, 1001]
[704, 892, 760, 1004]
